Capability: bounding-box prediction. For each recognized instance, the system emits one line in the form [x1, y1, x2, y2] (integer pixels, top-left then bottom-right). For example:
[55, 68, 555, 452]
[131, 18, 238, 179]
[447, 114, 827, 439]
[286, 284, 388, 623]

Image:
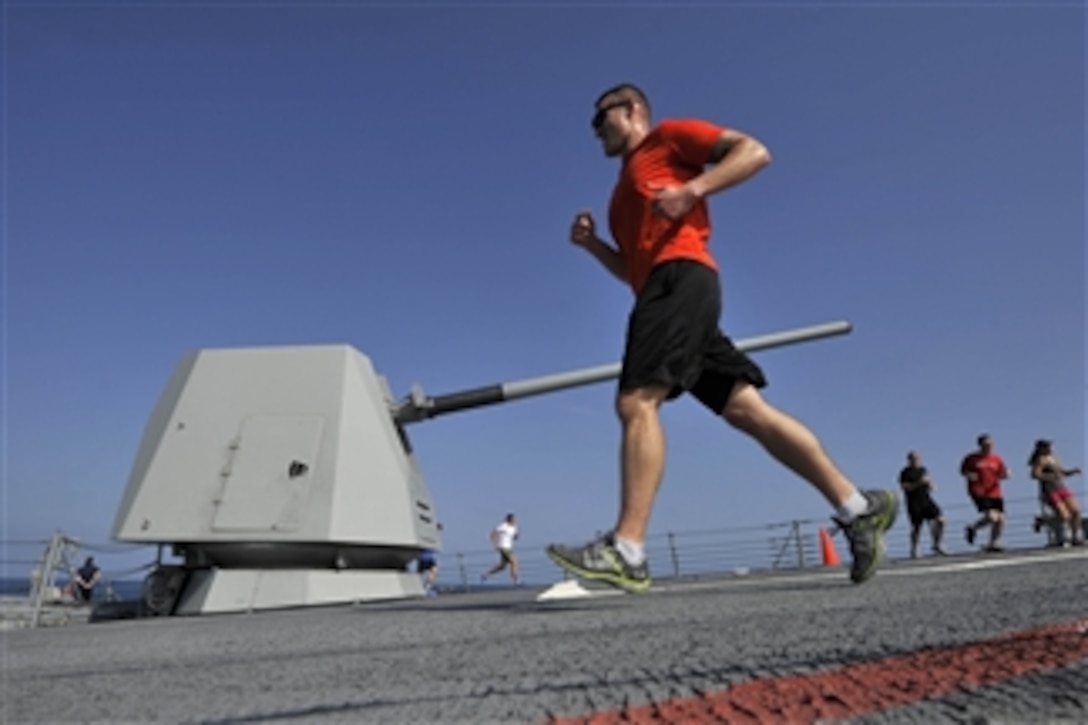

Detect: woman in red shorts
[1030, 439, 1083, 546]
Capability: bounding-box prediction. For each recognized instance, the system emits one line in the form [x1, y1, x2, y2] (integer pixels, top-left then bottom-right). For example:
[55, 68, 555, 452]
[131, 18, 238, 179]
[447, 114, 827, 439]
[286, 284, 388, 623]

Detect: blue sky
[3, 2, 1084, 573]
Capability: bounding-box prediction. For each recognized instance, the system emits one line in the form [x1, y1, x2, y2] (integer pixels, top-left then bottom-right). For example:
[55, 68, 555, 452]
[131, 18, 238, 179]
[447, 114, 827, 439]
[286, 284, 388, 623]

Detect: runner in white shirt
[481, 513, 521, 585]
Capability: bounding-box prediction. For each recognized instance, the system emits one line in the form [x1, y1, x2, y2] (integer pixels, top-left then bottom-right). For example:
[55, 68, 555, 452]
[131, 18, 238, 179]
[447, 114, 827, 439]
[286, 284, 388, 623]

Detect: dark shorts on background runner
[907, 496, 943, 527]
[971, 495, 1004, 514]
[619, 260, 767, 414]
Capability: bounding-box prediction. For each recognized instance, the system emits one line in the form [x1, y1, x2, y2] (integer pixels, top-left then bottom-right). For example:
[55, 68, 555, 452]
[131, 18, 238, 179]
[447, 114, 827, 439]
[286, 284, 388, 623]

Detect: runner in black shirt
[899, 451, 948, 558]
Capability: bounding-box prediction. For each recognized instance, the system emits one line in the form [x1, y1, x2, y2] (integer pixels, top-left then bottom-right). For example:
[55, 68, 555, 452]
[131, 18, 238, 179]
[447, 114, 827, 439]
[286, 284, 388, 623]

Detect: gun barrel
[395, 320, 851, 424]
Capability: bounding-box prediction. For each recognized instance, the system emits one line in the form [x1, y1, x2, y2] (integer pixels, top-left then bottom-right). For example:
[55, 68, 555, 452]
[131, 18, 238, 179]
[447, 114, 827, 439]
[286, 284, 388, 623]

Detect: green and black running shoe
[839, 489, 899, 584]
[546, 533, 652, 593]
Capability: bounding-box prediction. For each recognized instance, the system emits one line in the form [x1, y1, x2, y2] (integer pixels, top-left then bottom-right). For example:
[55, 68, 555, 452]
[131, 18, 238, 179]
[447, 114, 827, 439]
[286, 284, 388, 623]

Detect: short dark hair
[596, 83, 651, 116]
[977, 434, 990, 446]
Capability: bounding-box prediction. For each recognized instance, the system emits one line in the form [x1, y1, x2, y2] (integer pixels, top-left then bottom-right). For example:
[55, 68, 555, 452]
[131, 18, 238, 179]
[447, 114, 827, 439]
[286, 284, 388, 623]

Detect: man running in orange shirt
[962, 433, 1010, 552]
[546, 83, 898, 591]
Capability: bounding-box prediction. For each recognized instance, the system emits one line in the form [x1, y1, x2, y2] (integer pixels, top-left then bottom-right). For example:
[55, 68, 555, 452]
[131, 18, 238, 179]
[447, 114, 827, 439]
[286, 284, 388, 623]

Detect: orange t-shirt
[608, 118, 724, 295]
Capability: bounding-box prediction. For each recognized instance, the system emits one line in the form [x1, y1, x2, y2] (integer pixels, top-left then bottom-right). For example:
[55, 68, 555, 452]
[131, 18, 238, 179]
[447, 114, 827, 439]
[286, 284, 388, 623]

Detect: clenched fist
[648, 182, 697, 221]
[570, 210, 598, 248]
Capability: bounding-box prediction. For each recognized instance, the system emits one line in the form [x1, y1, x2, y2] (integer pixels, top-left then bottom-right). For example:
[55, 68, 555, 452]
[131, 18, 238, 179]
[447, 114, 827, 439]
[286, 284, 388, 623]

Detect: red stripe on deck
[549, 617, 1088, 724]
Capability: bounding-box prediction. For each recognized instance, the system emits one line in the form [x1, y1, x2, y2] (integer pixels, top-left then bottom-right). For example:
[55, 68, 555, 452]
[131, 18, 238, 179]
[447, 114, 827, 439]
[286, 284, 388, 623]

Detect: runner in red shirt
[545, 83, 898, 591]
[961, 434, 1009, 552]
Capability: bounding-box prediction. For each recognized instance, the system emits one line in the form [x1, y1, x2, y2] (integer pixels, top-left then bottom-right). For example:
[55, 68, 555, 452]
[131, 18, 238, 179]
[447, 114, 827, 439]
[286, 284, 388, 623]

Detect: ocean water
[1, 576, 144, 602]
[0, 576, 511, 604]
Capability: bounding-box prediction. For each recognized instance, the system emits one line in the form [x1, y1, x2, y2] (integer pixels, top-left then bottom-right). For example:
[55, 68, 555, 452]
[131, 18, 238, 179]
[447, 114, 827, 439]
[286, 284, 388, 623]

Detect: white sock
[835, 490, 869, 523]
[614, 535, 646, 566]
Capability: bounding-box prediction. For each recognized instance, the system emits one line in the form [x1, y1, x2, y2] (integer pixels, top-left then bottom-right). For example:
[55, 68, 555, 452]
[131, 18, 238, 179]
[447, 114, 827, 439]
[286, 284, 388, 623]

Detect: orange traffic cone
[819, 527, 841, 566]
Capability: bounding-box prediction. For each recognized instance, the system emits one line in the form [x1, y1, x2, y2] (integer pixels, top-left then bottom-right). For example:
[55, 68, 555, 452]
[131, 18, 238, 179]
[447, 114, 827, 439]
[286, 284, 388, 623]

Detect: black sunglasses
[591, 100, 632, 131]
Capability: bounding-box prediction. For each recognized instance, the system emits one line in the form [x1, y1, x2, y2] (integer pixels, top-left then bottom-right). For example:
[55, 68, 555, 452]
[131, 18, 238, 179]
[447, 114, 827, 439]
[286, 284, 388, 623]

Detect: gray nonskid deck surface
[6, 549, 1088, 724]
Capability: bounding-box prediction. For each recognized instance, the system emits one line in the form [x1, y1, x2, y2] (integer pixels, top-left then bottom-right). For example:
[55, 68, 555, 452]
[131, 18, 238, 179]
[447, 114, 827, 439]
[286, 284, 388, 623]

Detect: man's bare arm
[580, 237, 628, 284]
[686, 128, 772, 200]
[570, 211, 628, 284]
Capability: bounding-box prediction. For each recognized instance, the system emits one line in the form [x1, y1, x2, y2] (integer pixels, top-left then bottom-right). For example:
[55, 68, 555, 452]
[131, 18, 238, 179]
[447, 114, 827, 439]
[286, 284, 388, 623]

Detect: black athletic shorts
[619, 260, 767, 414]
[971, 495, 1004, 514]
[907, 495, 943, 527]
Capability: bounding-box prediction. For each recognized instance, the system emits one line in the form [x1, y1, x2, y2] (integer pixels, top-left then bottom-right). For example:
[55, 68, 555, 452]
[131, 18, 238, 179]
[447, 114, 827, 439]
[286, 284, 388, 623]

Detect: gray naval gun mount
[111, 321, 851, 616]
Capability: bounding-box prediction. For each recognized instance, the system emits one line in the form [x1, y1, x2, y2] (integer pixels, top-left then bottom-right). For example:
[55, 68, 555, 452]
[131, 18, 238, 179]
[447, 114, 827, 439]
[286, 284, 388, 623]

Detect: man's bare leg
[509, 555, 520, 584]
[931, 518, 946, 553]
[989, 512, 1004, 548]
[544, 384, 665, 591]
[547, 379, 894, 587]
[966, 513, 992, 545]
[717, 381, 897, 584]
[614, 385, 671, 543]
[720, 382, 856, 507]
